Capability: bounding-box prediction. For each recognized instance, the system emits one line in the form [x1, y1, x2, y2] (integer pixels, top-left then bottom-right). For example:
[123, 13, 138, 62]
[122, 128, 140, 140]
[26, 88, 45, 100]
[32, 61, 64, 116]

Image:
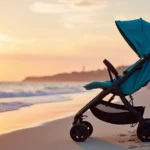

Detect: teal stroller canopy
[116, 18, 150, 58]
[85, 18, 150, 95]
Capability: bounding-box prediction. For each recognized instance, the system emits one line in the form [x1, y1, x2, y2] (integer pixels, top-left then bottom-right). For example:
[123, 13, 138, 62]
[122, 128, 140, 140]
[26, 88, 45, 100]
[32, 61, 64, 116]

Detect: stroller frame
[70, 53, 150, 142]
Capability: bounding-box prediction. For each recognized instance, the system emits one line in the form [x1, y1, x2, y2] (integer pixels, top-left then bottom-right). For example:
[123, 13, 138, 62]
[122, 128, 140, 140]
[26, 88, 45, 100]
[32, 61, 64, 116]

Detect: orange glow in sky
[0, 0, 149, 81]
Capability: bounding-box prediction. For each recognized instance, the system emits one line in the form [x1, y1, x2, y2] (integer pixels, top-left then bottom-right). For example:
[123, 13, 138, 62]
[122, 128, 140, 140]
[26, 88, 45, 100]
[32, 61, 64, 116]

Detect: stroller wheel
[70, 124, 89, 142]
[82, 121, 93, 137]
[137, 119, 150, 142]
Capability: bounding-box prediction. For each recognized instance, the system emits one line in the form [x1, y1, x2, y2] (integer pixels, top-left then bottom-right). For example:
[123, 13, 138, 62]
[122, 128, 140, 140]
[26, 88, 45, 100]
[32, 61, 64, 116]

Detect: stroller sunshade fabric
[120, 59, 150, 94]
[115, 18, 150, 58]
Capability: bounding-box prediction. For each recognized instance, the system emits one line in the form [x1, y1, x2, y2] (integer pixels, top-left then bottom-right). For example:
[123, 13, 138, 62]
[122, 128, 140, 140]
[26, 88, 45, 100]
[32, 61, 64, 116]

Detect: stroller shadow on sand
[77, 137, 126, 150]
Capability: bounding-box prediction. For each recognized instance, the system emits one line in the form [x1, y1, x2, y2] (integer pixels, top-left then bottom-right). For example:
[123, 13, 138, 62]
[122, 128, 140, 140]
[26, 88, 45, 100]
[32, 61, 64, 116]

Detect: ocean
[0, 82, 87, 113]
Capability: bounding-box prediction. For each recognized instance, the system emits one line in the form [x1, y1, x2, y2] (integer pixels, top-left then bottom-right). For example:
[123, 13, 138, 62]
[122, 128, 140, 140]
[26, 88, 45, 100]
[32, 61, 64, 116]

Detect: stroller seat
[84, 81, 112, 90]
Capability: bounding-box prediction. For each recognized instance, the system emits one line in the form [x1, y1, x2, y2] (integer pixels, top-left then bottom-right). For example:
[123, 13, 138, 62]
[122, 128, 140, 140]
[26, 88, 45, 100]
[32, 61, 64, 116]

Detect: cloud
[59, 0, 108, 8]
[29, 2, 70, 14]
[29, 1, 106, 30]
[74, 0, 108, 8]
[29, 0, 108, 14]
[75, 1, 97, 7]
[0, 33, 36, 44]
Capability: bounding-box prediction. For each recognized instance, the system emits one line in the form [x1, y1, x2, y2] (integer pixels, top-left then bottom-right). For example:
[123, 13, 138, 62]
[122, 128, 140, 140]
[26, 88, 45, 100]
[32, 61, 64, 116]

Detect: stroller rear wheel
[70, 124, 89, 142]
[82, 121, 93, 137]
[137, 119, 150, 142]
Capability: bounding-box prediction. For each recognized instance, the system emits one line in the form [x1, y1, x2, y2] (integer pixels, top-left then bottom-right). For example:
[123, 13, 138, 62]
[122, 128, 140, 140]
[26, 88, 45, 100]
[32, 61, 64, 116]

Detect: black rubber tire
[82, 121, 93, 137]
[70, 124, 89, 142]
[137, 119, 150, 142]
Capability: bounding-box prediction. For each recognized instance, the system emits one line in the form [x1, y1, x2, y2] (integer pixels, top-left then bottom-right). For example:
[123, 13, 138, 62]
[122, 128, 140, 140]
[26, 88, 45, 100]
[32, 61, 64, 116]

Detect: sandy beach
[0, 89, 150, 150]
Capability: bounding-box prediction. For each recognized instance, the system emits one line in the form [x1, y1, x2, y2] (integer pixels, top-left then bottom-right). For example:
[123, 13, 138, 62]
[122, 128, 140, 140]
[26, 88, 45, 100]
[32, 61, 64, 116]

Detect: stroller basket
[90, 100, 145, 125]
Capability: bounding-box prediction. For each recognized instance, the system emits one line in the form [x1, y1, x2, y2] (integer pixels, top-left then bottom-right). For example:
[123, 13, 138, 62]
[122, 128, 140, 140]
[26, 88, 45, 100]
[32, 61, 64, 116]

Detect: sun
[0, 33, 8, 42]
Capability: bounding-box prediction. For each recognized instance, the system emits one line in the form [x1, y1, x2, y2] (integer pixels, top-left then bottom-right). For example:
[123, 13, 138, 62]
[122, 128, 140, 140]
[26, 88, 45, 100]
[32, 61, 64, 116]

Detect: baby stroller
[70, 18, 150, 142]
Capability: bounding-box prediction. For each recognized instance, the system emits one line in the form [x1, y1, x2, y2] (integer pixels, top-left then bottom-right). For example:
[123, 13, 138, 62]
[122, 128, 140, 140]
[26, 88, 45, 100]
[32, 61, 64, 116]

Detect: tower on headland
[82, 65, 85, 72]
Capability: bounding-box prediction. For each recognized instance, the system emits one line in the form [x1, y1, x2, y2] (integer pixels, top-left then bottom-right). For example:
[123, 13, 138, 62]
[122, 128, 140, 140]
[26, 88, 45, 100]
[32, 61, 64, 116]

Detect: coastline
[0, 88, 150, 150]
[0, 90, 99, 135]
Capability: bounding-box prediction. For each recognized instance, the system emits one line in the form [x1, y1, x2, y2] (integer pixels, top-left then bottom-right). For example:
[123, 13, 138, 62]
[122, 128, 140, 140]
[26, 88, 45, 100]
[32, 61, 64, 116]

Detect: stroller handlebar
[103, 59, 119, 79]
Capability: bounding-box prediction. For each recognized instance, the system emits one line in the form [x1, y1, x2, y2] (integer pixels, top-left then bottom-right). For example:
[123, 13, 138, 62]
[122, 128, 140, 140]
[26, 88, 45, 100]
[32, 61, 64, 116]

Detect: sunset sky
[0, 0, 150, 81]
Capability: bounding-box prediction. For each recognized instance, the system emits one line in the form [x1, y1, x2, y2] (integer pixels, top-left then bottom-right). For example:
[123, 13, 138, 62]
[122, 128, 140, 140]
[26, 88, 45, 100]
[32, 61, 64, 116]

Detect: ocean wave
[0, 95, 71, 113]
[0, 86, 85, 98]
[0, 82, 86, 112]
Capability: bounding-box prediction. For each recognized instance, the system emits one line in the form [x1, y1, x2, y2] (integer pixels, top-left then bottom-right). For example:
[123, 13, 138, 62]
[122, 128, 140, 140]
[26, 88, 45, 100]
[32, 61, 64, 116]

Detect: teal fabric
[116, 18, 150, 58]
[120, 60, 150, 94]
[84, 18, 150, 95]
[123, 59, 141, 73]
[84, 81, 112, 90]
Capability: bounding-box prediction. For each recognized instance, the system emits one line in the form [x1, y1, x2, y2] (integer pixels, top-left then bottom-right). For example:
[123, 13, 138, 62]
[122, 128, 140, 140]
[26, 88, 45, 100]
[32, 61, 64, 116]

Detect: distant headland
[22, 66, 128, 82]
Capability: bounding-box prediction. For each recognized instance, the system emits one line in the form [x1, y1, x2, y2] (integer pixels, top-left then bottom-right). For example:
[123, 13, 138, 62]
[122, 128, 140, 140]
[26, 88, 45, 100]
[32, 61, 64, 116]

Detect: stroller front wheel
[70, 124, 89, 142]
[82, 121, 93, 137]
[137, 119, 150, 142]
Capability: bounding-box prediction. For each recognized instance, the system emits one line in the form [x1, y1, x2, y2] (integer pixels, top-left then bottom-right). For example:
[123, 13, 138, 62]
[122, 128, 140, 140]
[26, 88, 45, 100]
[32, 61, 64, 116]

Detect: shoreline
[0, 90, 99, 135]
[0, 88, 143, 136]
[0, 89, 150, 149]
